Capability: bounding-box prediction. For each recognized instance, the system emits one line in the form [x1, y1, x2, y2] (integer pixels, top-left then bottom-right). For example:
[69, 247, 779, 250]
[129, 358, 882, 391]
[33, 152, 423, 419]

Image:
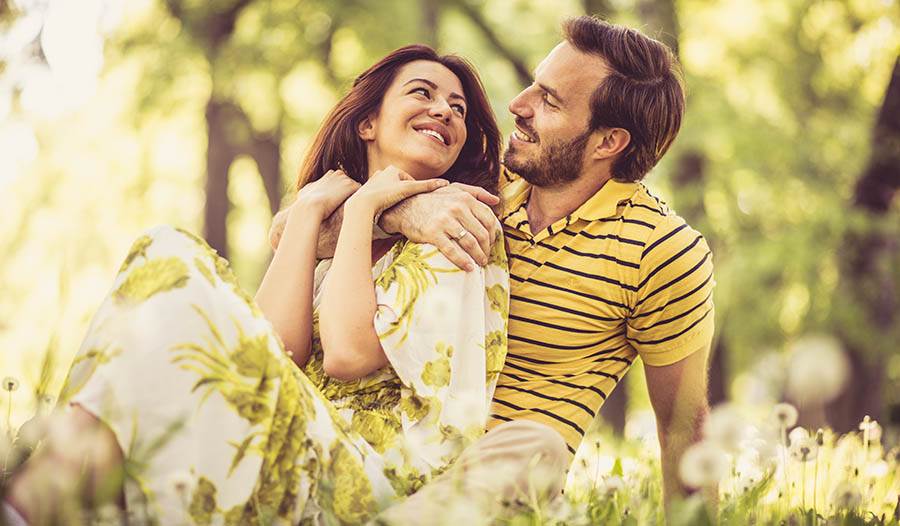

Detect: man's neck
[526, 170, 612, 233]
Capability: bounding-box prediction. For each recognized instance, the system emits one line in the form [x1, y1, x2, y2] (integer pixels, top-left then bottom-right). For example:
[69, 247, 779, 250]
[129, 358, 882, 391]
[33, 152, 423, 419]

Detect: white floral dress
[59, 225, 508, 525]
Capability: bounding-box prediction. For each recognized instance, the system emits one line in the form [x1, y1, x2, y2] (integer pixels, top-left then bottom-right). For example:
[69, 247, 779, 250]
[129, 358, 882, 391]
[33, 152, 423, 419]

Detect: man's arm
[643, 343, 715, 515]
[269, 181, 501, 269]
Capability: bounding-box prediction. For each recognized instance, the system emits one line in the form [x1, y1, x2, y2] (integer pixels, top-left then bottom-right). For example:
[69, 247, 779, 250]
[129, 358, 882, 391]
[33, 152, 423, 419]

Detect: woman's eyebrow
[403, 78, 466, 104]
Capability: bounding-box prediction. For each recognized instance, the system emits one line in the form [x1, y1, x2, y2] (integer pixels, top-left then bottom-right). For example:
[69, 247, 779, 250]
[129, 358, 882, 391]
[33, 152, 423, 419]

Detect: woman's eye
[412, 87, 431, 98]
[452, 104, 466, 116]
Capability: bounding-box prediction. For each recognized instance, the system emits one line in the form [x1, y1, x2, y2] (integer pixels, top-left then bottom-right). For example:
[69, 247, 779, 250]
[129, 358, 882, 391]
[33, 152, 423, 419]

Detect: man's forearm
[315, 206, 343, 259]
[660, 429, 718, 517]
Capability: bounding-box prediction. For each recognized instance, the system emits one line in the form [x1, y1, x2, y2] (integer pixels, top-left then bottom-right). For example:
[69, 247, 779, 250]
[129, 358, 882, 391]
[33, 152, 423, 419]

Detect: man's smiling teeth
[514, 130, 535, 143]
[417, 128, 447, 145]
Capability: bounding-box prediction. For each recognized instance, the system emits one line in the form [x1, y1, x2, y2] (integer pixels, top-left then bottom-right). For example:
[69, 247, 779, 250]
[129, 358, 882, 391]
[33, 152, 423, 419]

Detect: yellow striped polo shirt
[487, 171, 715, 455]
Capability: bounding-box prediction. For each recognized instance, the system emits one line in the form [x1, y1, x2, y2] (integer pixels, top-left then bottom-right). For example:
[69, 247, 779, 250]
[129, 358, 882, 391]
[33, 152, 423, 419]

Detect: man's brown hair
[563, 16, 685, 182]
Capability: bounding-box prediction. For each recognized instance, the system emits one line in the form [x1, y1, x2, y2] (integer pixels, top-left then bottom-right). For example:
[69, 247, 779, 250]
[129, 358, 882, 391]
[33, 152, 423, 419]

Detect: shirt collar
[500, 174, 639, 222]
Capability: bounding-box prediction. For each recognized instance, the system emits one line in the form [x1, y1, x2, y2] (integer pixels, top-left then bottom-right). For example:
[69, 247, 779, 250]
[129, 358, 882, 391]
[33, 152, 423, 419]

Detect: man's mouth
[512, 128, 536, 143]
[413, 124, 450, 145]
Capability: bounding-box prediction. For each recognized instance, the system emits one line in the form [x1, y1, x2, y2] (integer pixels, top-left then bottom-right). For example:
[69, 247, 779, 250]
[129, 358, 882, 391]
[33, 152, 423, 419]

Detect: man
[273, 15, 714, 520]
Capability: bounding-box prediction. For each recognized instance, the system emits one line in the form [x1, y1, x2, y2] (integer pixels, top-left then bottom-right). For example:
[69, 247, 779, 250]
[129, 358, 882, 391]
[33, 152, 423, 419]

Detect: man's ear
[357, 116, 377, 141]
[590, 128, 630, 161]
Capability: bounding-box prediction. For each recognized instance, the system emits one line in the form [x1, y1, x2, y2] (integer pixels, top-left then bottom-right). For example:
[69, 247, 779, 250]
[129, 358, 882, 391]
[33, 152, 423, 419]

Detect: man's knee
[486, 420, 568, 466]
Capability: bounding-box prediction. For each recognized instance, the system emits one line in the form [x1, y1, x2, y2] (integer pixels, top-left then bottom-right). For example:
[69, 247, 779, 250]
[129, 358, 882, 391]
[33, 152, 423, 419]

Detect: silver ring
[451, 229, 469, 241]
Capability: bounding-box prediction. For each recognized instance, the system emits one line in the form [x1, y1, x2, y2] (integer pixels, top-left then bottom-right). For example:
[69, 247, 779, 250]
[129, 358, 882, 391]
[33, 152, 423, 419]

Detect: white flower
[789, 436, 818, 462]
[703, 403, 746, 453]
[785, 335, 849, 405]
[830, 480, 862, 509]
[600, 475, 625, 496]
[859, 416, 882, 443]
[2, 376, 19, 392]
[678, 441, 729, 488]
[788, 426, 809, 447]
[772, 403, 798, 429]
[865, 460, 889, 478]
[168, 470, 195, 501]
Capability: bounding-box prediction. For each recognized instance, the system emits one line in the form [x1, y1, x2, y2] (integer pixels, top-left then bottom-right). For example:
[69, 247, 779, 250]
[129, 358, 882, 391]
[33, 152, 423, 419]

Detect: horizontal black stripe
[561, 229, 645, 247]
[493, 398, 586, 436]
[599, 216, 655, 229]
[597, 356, 633, 365]
[628, 307, 712, 346]
[631, 271, 713, 319]
[560, 246, 640, 269]
[508, 313, 604, 334]
[504, 372, 607, 400]
[510, 274, 628, 310]
[504, 360, 620, 383]
[496, 384, 596, 418]
[501, 201, 527, 222]
[543, 261, 639, 291]
[584, 344, 626, 361]
[639, 235, 703, 290]
[510, 333, 621, 351]
[490, 413, 513, 422]
[635, 252, 711, 308]
[514, 219, 529, 230]
[511, 254, 542, 267]
[642, 223, 687, 259]
[630, 290, 713, 331]
[506, 351, 559, 365]
[511, 294, 620, 322]
[624, 201, 667, 217]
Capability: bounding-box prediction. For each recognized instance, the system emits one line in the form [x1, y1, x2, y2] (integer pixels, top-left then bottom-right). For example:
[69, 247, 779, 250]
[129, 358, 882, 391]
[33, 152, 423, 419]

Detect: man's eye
[452, 104, 466, 116]
[541, 92, 557, 108]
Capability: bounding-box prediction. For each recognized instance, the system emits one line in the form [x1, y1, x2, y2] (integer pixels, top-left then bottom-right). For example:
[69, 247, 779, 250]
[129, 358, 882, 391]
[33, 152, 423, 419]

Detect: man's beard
[503, 129, 591, 187]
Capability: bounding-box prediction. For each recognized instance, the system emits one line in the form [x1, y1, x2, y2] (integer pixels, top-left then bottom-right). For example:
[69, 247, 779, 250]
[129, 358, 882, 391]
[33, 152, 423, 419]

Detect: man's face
[504, 42, 609, 187]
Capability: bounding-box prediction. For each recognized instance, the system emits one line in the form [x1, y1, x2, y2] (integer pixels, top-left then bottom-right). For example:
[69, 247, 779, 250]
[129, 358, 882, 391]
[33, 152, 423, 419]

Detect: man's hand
[379, 183, 501, 271]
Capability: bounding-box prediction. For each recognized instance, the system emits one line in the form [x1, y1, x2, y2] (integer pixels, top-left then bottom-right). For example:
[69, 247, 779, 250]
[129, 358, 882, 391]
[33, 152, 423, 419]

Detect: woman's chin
[399, 158, 453, 181]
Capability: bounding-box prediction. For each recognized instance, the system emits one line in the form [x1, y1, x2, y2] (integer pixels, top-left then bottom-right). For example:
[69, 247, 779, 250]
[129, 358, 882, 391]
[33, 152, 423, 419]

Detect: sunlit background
[1, 0, 899, 468]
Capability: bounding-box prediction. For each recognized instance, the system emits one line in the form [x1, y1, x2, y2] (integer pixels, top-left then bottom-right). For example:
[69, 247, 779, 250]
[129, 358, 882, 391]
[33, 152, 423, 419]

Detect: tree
[827, 57, 900, 432]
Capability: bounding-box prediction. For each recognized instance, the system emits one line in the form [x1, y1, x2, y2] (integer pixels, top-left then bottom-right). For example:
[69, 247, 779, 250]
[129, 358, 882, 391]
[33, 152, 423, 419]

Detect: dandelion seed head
[2, 376, 19, 392]
[830, 480, 862, 509]
[168, 470, 195, 500]
[678, 441, 729, 488]
[601, 475, 625, 496]
[772, 403, 798, 428]
[788, 427, 809, 447]
[703, 403, 746, 453]
[785, 335, 849, 405]
[789, 436, 818, 462]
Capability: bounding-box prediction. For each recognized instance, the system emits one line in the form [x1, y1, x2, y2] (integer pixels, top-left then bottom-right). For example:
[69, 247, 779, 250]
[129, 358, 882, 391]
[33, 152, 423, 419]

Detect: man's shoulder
[622, 185, 711, 272]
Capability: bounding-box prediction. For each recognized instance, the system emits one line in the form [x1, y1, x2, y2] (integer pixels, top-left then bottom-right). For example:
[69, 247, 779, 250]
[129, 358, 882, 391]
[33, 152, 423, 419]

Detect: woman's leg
[5, 404, 124, 524]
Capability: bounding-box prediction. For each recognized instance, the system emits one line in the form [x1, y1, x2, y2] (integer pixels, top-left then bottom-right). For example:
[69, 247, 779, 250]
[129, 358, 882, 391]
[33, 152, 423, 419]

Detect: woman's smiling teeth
[416, 128, 447, 145]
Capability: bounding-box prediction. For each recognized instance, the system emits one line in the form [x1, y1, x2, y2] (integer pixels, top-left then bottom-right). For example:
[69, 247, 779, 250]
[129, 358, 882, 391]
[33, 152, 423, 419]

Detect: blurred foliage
[0, 0, 899, 445]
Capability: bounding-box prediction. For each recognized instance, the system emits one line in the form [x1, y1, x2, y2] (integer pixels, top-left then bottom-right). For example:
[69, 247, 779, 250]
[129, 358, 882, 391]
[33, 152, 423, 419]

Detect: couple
[4, 15, 715, 526]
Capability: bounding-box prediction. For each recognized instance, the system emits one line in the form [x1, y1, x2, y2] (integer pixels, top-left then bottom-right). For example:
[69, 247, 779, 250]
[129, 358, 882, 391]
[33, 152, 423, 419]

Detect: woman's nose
[429, 98, 452, 122]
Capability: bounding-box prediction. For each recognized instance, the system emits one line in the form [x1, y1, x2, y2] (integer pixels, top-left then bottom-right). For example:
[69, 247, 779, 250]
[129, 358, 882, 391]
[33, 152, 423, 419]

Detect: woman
[3, 45, 508, 525]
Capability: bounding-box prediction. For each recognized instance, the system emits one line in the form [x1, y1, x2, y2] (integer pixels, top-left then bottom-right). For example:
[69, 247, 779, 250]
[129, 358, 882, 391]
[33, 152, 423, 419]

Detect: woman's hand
[348, 165, 448, 217]
[295, 169, 361, 221]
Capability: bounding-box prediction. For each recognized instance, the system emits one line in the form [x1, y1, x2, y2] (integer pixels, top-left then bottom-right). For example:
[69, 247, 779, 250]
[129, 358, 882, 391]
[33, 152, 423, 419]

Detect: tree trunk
[635, 0, 680, 56]
[827, 57, 900, 432]
[249, 131, 283, 217]
[204, 98, 237, 259]
[601, 376, 627, 436]
[421, 0, 440, 49]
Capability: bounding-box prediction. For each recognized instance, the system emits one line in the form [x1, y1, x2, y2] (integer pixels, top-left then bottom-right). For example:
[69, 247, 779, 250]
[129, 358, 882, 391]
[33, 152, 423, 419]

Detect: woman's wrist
[344, 193, 379, 219]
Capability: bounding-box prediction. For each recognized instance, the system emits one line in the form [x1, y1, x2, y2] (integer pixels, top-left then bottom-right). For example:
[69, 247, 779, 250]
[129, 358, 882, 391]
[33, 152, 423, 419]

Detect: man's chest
[504, 221, 646, 339]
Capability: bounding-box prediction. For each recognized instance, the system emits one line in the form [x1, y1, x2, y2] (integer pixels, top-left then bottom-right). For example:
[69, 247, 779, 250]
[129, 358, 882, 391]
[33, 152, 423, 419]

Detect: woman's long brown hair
[295, 45, 501, 195]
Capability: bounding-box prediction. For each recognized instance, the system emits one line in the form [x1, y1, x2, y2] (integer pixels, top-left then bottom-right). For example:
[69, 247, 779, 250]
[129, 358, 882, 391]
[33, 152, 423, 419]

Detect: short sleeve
[627, 216, 715, 366]
[373, 238, 509, 434]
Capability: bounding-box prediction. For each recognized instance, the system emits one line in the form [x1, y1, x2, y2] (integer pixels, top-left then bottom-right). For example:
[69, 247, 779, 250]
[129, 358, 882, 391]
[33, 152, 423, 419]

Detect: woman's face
[360, 60, 468, 180]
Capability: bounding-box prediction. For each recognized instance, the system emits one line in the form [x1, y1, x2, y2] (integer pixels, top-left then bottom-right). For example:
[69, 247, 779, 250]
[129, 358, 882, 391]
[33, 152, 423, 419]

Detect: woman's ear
[357, 116, 377, 141]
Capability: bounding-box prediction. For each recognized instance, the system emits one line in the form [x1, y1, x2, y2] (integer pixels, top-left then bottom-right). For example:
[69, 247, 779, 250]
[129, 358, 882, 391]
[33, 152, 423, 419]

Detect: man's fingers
[453, 214, 491, 265]
[451, 183, 500, 206]
[454, 231, 487, 267]
[436, 237, 476, 272]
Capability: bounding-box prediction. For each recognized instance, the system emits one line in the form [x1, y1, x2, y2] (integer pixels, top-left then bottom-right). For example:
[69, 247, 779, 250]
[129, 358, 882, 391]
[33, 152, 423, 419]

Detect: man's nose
[509, 90, 533, 119]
